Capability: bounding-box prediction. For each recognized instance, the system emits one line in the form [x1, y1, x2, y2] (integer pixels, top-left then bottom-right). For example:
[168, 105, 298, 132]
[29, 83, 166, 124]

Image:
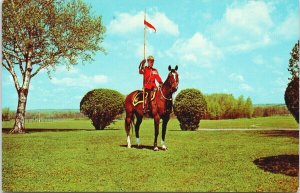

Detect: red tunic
[139, 66, 163, 90]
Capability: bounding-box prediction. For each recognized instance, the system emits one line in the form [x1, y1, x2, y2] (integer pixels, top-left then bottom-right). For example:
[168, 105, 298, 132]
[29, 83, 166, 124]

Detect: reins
[159, 74, 176, 101]
[159, 87, 173, 101]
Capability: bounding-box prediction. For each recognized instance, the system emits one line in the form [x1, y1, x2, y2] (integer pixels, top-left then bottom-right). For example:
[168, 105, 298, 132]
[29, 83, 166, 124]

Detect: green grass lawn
[2, 115, 299, 130]
[2, 116, 299, 192]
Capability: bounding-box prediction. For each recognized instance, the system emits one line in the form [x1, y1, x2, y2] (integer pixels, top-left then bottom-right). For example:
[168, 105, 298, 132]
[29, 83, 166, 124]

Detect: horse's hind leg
[125, 113, 132, 148]
[134, 113, 143, 146]
[161, 114, 170, 150]
[153, 113, 160, 151]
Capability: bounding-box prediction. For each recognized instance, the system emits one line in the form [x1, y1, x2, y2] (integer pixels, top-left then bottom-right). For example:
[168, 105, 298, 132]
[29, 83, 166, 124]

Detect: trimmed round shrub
[285, 77, 299, 123]
[80, 89, 124, 130]
[174, 88, 207, 131]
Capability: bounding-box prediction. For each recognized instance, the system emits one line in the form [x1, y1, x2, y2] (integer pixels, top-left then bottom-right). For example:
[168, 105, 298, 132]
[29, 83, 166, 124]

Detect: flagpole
[142, 9, 146, 111]
[144, 9, 146, 60]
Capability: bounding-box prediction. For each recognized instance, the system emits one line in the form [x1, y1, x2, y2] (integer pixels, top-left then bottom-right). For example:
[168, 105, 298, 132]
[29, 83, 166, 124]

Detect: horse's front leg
[161, 114, 170, 150]
[135, 114, 143, 147]
[125, 114, 132, 148]
[153, 113, 160, 151]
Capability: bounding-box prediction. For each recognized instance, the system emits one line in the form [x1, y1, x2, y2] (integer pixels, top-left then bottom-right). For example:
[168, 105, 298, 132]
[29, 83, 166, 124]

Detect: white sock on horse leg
[161, 140, 167, 150]
[127, 136, 131, 148]
[136, 138, 140, 145]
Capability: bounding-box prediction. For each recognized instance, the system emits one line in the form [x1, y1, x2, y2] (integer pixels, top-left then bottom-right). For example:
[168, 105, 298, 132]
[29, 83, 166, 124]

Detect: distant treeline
[2, 98, 291, 121]
[252, 105, 290, 117]
[2, 108, 86, 121]
[203, 94, 290, 120]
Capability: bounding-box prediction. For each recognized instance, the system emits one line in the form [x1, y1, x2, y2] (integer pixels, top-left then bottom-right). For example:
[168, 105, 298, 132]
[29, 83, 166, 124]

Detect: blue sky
[2, 0, 299, 110]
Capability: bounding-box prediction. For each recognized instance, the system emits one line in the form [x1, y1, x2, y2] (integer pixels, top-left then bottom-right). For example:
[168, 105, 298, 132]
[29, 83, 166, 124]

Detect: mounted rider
[139, 55, 163, 113]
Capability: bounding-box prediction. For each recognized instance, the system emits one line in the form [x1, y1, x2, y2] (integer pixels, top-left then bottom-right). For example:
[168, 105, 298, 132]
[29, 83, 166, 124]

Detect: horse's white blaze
[127, 136, 131, 148]
[172, 72, 176, 82]
[136, 138, 141, 146]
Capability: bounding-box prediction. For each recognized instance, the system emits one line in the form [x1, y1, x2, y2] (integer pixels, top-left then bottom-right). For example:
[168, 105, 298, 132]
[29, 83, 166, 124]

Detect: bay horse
[124, 65, 179, 151]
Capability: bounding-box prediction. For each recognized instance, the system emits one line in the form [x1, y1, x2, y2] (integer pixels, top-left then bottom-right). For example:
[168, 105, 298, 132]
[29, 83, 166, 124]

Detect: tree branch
[3, 49, 25, 62]
[31, 63, 47, 78]
[31, 51, 63, 78]
[19, 59, 25, 75]
[2, 61, 10, 72]
[3, 52, 21, 91]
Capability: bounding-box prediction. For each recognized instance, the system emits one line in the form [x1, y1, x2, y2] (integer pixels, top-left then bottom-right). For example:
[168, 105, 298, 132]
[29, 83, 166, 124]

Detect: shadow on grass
[259, 130, 299, 139]
[120, 144, 164, 151]
[253, 155, 299, 177]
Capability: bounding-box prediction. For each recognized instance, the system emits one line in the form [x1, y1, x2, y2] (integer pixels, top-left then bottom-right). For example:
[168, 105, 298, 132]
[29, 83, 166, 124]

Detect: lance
[142, 9, 146, 110]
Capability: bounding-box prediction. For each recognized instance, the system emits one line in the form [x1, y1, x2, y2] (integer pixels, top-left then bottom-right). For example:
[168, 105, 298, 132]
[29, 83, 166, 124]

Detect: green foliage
[288, 41, 299, 80]
[285, 77, 299, 123]
[174, 88, 207, 130]
[244, 97, 254, 118]
[2, 0, 106, 75]
[284, 40, 299, 123]
[2, 0, 106, 133]
[253, 105, 290, 117]
[204, 94, 254, 119]
[80, 89, 124, 130]
[285, 41, 299, 123]
[2, 107, 12, 121]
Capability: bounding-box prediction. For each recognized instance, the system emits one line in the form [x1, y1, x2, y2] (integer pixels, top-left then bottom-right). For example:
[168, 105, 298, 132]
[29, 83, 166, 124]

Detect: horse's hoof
[154, 146, 159, 151]
[162, 145, 167, 150]
[127, 144, 131, 148]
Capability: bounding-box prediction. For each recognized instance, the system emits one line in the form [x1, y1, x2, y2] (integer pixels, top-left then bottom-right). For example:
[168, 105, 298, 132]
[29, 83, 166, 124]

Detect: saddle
[132, 90, 157, 106]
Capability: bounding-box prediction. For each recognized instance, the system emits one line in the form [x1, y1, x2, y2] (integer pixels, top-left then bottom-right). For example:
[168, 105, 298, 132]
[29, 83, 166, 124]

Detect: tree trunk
[10, 61, 32, 133]
[10, 88, 29, 133]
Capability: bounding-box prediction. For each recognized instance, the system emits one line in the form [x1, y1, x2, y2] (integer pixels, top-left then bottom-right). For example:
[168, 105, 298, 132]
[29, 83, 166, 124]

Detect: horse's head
[167, 65, 179, 93]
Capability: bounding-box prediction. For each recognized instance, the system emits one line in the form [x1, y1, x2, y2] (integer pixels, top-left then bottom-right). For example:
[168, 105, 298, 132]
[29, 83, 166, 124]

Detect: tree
[174, 89, 207, 131]
[288, 41, 299, 80]
[285, 41, 299, 123]
[285, 77, 299, 123]
[236, 95, 245, 118]
[2, 107, 11, 121]
[80, 89, 124, 130]
[244, 97, 254, 118]
[2, 0, 106, 133]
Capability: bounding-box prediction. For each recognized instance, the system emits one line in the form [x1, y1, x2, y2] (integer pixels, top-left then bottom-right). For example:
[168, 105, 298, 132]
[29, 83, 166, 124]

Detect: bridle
[159, 71, 179, 101]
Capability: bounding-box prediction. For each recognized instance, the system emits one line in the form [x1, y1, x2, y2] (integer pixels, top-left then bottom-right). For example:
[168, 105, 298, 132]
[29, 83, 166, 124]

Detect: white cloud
[229, 73, 253, 92]
[152, 12, 179, 36]
[209, 1, 274, 52]
[108, 12, 143, 34]
[240, 83, 254, 92]
[51, 74, 108, 87]
[253, 55, 264, 65]
[224, 1, 273, 35]
[229, 73, 245, 82]
[108, 11, 179, 36]
[55, 65, 79, 74]
[275, 11, 299, 39]
[166, 32, 222, 67]
[135, 43, 154, 58]
[49, 66, 108, 88]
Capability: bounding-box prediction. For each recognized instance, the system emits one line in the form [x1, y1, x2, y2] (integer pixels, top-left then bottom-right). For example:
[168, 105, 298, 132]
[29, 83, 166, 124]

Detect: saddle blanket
[132, 90, 156, 106]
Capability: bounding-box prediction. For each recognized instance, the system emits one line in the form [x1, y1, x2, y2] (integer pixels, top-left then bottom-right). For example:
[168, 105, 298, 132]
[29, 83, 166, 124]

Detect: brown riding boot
[143, 95, 148, 114]
[143, 93, 152, 114]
